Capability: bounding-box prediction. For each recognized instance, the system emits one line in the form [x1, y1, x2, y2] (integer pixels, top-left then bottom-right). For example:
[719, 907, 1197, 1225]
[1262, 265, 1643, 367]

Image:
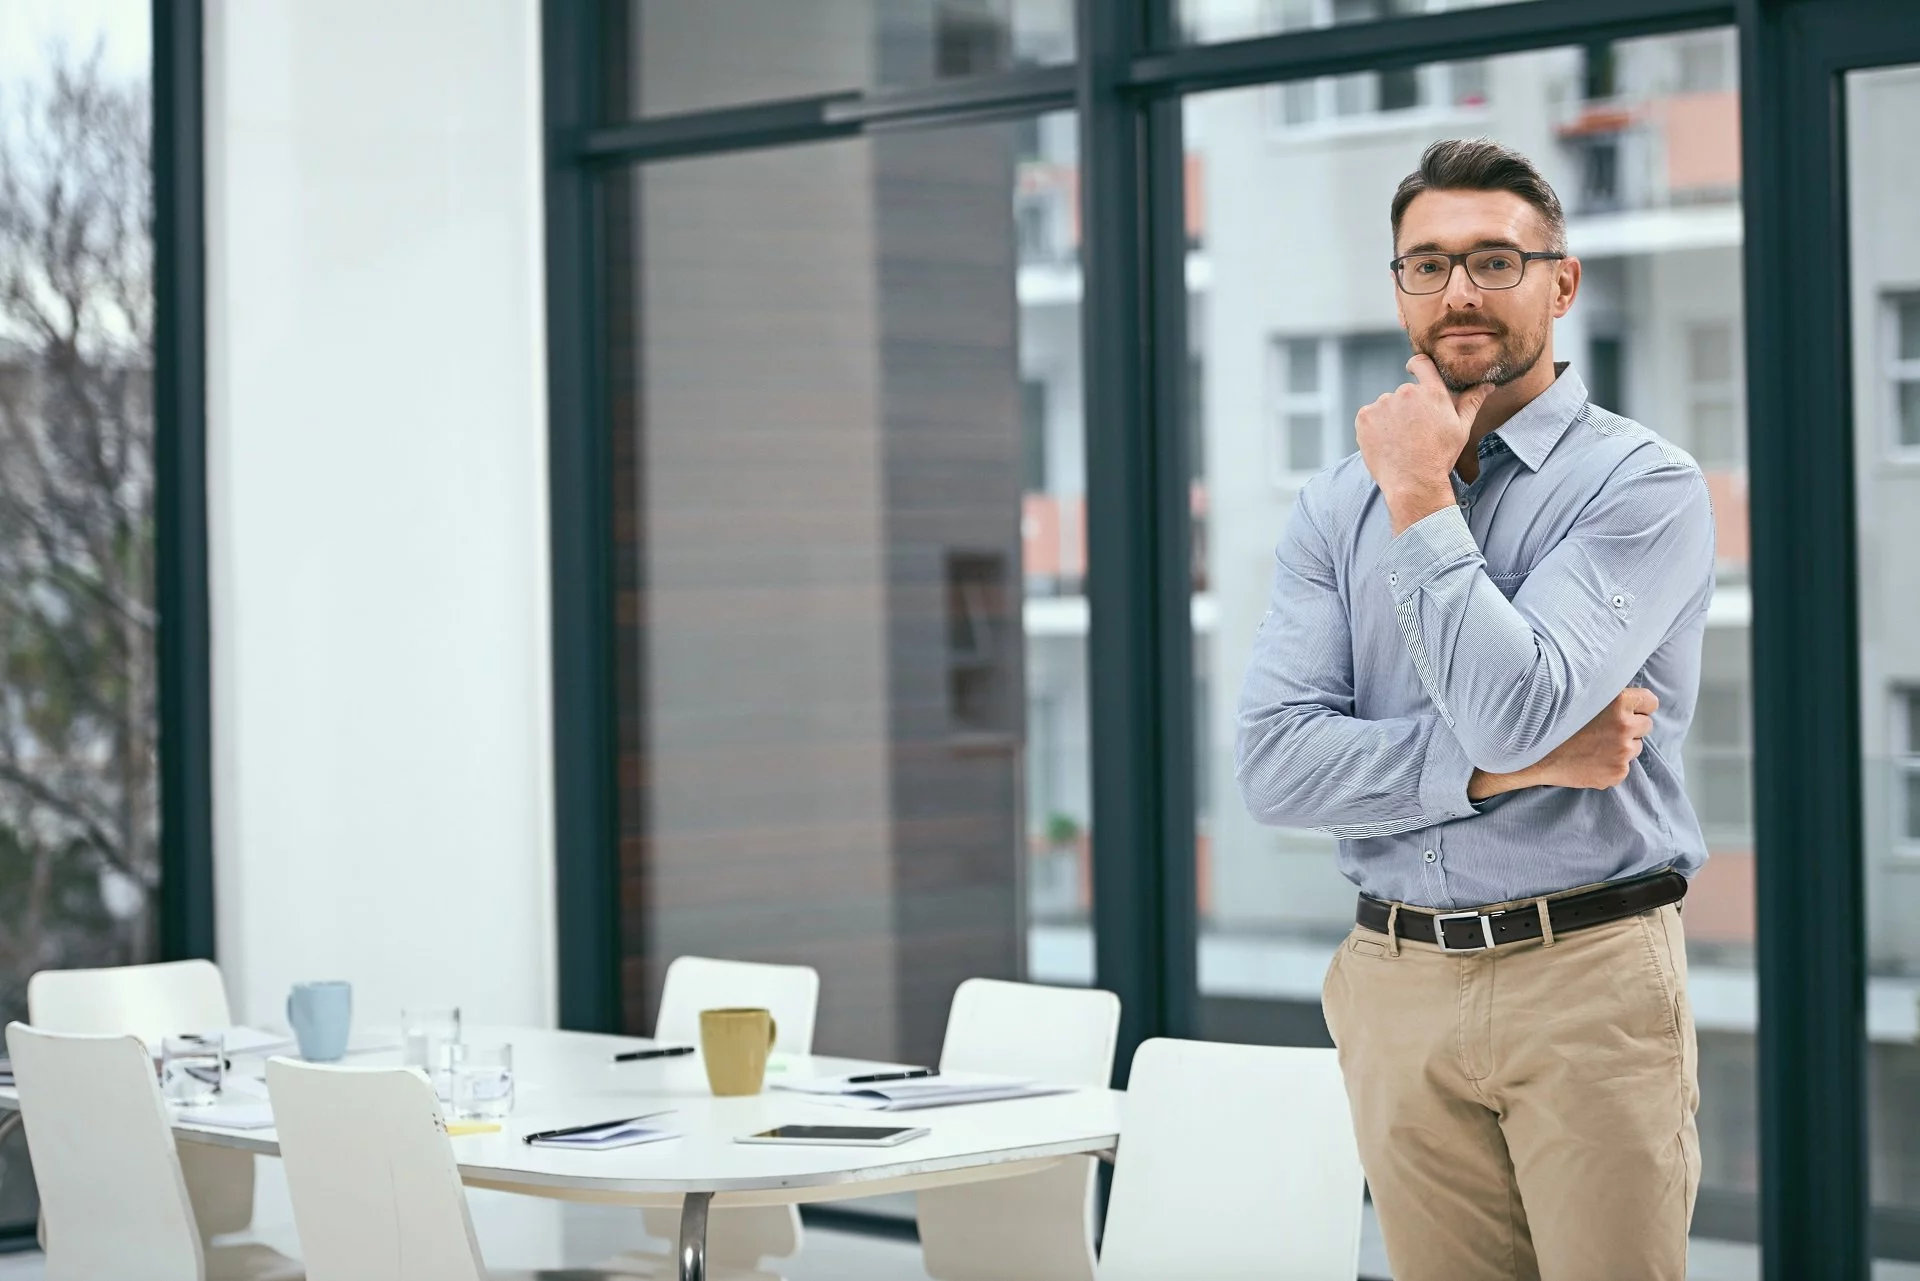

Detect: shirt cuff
[1378, 504, 1481, 603]
[1418, 721, 1480, 821]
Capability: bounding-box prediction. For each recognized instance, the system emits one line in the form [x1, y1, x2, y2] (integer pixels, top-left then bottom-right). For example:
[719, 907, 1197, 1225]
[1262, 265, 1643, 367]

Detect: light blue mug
[286, 981, 353, 1062]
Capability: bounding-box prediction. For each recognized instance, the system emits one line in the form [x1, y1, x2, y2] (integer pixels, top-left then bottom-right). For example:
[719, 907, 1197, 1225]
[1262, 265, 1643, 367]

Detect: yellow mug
[699, 1007, 778, 1096]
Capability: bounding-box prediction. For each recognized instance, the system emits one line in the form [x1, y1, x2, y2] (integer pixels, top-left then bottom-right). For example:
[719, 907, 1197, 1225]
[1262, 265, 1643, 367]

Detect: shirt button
[1612, 594, 1626, 608]
[1423, 849, 1437, 863]
[1388, 573, 1399, 587]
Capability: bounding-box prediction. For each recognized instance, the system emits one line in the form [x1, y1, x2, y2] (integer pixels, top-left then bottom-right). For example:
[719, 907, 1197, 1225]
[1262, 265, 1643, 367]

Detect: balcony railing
[1553, 90, 1741, 215]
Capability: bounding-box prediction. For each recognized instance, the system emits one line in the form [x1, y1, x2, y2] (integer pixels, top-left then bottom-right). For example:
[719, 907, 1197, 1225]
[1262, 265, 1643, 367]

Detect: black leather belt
[1355, 870, 1687, 952]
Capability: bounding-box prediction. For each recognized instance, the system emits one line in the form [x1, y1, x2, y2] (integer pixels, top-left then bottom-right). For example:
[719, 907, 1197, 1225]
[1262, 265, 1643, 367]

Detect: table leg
[677, 1190, 712, 1281]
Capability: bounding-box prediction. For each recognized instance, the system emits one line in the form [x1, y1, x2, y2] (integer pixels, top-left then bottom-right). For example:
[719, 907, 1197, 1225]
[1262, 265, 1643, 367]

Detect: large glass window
[609, 0, 1074, 119]
[1847, 61, 1920, 1269]
[0, 0, 156, 1240]
[1183, 28, 1758, 1253]
[601, 112, 1088, 1068]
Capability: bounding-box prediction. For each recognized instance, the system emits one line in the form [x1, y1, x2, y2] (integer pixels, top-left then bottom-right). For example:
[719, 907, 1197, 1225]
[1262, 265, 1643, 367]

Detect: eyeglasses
[1389, 247, 1566, 296]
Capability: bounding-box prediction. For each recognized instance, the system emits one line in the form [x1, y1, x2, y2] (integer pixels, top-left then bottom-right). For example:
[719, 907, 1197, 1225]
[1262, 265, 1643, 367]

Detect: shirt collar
[1481, 362, 1588, 472]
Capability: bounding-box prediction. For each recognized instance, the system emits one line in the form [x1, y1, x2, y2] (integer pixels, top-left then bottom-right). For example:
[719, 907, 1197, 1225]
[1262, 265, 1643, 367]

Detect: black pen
[522, 1110, 674, 1144]
[845, 1068, 938, 1085]
[611, 1045, 696, 1064]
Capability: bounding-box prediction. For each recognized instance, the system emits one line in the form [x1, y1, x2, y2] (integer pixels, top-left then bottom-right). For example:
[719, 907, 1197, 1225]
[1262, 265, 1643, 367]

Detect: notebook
[775, 1071, 1073, 1112]
[526, 1118, 681, 1151]
[176, 1101, 276, 1130]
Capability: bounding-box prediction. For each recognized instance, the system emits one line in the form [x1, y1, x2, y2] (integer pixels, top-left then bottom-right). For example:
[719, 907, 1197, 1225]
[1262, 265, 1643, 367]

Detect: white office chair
[27, 959, 260, 1243]
[1097, 1038, 1364, 1281]
[632, 957, 820, 1268]
[650, 956, 819, 1055]
[916, 978, 1120, 1281]
[5, 1023, 303, 1281]
[266, 1059, 660, 1281]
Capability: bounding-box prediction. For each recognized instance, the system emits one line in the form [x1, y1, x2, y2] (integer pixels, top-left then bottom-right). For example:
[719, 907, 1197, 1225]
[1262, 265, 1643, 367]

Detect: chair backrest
[937, 978, 1119, 1086]
[5, 1023, 206, 1281]
[653, 956, 819, 1054]
[26, 958, 253, 1236]
[1098, 1038, 1364, 1281]
[641, 957, 821, 1264]
[918, 979, 1121, 1281]
[266, 1059, 486, 1281]
[28, 959, 232, 1044]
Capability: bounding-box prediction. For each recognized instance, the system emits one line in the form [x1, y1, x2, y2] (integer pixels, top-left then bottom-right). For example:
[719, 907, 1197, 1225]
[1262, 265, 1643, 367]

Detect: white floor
[0, 1159, 1914, 1281]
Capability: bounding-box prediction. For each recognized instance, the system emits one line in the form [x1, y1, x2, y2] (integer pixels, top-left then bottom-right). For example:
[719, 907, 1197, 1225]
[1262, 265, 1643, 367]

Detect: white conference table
[0, 1025, 1124, 1281]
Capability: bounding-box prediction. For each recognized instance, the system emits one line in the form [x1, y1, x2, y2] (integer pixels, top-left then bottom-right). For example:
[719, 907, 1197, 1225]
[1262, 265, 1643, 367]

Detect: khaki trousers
[1321, 900, 1700, 1281]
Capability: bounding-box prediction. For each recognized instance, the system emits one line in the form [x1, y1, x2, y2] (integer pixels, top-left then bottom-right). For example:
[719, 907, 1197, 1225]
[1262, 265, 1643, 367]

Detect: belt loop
[1535, 897, 1556, 948]
[1386, 902, 1402, 958]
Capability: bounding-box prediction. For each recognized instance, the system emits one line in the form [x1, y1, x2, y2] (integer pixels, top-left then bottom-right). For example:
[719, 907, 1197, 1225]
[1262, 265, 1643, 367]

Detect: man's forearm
[1467, 764, 1543, 802]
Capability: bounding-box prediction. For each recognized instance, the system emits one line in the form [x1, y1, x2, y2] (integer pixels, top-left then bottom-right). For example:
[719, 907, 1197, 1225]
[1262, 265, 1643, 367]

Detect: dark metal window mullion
[546, 0, 622, 1034]
[1126, 0, 1738, 98]
[153, 0, 215, 964]
[1736, 0, 1920, 1274]
[1081, 0, 1199, 1079]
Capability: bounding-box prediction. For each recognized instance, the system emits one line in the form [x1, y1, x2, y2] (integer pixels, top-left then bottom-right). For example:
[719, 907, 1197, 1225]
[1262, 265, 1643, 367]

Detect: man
[1235, 137, 1712, 1280]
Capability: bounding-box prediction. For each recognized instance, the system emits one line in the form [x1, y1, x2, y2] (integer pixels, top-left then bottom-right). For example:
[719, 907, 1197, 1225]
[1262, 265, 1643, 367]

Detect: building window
[1263, 0, 1486, 128]
[1897, 688, 1920, 852]
[1022, 378, 1050, 492]
[1275, 337, 1331, 474]
[1687, 685, 1753, 841]
[1686, 320, 1742, 467]
[1890, 293, 1920, 456]
[1271, 333, 1407, 479]
[1186, 356, 1206, 481]
[1589, 333, 1626, 415]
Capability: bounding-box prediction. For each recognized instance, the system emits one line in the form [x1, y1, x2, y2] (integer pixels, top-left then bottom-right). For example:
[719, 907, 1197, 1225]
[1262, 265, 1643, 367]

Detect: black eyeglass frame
[1387, 248, 1568, 295]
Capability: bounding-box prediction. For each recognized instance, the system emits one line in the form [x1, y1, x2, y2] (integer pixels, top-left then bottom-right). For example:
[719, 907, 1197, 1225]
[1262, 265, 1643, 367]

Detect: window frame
[1886, 290, 1920, 462]
[1893, 686, 1920, 857]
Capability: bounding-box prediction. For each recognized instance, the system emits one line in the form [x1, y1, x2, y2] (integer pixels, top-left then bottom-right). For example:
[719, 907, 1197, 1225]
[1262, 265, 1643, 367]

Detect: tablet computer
[736, 1124, 928, 1147]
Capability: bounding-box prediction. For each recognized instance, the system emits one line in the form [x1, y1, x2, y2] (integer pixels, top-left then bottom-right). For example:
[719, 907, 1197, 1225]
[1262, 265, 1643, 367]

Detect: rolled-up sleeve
[1236, 488, 1480, 836]
[1377, 458, 1715, 775]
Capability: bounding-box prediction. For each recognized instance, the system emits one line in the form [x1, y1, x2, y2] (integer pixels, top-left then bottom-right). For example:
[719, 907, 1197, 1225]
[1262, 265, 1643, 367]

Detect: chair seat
[205, 1241, 307, 1281]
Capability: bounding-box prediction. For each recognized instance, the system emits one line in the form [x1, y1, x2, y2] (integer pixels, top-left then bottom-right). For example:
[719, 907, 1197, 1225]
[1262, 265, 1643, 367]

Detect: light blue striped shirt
[1234, 364, 1716, 909]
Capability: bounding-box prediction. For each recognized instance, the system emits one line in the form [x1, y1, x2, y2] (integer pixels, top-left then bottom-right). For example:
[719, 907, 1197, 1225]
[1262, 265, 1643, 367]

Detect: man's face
[1392, 189, 1578, 393]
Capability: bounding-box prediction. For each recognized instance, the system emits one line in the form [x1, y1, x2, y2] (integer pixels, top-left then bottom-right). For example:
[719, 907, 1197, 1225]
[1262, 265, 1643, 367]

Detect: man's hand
[1356, 355, 1493, 534]
[1468, 687, 1658, 800]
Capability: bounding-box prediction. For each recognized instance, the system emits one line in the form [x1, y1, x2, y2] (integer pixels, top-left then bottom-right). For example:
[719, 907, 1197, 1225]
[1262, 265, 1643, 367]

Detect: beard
[1414, 313, 1549, 393]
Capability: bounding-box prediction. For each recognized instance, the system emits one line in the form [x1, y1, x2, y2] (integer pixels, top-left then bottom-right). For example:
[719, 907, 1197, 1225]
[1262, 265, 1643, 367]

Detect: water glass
[448, 1042, 513, 1121]
[160, 1033, 224, 1107]
[402, 1006, 462, 1096]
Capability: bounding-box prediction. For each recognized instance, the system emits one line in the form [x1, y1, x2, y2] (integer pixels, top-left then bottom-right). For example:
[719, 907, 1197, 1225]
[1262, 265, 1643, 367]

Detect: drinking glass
[402, 1006, 462, 1098]
[160, 1033, 224, 1107]
[448, 1042, 513, 1121]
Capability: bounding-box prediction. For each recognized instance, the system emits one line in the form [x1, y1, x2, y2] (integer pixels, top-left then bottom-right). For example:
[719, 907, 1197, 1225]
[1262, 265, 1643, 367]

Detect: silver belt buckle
[1433, 910, 1495, 952]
